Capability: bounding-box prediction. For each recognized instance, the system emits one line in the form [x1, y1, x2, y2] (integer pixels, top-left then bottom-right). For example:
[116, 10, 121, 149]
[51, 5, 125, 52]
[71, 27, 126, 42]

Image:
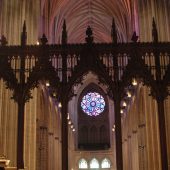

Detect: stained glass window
[81, 92, 105, 116]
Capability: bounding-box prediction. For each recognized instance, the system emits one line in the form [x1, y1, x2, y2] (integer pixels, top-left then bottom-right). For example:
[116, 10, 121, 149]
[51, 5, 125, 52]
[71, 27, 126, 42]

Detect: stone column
[39, 126, 48, 170]
[16, 99, 25, 170]
[156, 98, 168, 170]
[164, 96, 170, 169]
[61, 99, 68, 170]
[114, 97, 123, 170]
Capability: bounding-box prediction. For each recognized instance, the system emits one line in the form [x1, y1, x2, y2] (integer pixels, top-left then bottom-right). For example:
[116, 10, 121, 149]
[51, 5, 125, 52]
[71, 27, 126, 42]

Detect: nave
[0, 1, 170, 170]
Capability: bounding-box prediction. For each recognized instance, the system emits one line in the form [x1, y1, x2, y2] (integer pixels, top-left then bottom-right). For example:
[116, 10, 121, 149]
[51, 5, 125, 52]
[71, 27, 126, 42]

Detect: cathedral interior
[0, 0, 170, 170]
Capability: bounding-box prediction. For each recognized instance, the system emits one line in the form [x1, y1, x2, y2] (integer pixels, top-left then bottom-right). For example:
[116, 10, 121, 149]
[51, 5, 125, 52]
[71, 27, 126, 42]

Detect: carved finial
[152, 17, 158, 43]
[40, 34, 48, 45]
[21, 20, 27, 46]
[0, 35, 8, 46]
[131, 31, 138, 43]
[62, 19, 67, 45]
[111, 18, 117, 43]
[85, 26, 93, 44]
[23, 20, 26, 33]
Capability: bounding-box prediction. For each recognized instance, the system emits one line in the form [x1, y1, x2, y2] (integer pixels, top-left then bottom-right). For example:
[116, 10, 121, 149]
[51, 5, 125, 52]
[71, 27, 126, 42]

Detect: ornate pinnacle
[23, 20, 26, 33]
[85, 26, 93, 44]
[40, 34, 48, 45]
[131, 31, 138, 43]
[111, 18, 117, 43]
[0, 35, 8, 46]
[21, 20, 27, 46]
[62, 19, 67, 45]
[152, 17, 158, 43]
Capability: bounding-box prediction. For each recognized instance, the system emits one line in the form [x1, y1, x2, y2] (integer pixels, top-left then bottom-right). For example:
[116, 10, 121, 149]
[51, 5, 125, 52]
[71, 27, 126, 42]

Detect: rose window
[81, 92, 105, 116]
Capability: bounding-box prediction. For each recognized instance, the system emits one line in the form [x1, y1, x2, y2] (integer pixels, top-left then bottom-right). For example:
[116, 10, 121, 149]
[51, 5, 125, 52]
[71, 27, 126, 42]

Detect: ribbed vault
[41, 0, 138, 43]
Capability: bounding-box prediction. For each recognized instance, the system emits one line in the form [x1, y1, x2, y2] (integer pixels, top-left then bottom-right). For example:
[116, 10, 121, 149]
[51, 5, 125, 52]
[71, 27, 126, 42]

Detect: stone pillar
[138, 124, 147, 170]
[61, 99, 68, 170]
[122, 139, 128, 170]
[16, 99, 25, 170]
[131, 131, 139, 170]
[156, 98, 168, 170]
[164, 96, 170, 169]
[48, 132, 54, 170]
[114, 98, 123, 170]
[39, 126, 48, 170]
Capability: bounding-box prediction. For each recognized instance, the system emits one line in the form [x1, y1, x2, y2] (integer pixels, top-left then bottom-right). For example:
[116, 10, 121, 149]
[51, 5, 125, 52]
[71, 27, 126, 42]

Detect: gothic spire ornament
[40, 33, 48, 45]
[111, 18, 117, 43]
[131, 31, 138, 43]
[85, 26, 93, 44]
[0, 35, 7, 46]
[21, 20, 27, 46]
[152, 17, 158, 43]
[62, 19, 67, 45]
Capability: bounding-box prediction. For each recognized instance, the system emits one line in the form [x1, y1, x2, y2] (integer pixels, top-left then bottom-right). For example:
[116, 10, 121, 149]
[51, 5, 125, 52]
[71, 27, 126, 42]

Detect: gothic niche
[78, 83, 110, 150]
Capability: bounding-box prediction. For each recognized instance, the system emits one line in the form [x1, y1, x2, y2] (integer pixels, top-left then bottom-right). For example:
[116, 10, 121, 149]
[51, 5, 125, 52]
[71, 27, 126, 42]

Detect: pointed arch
[26, 61, 60, 95]
[90, 158, 99, 169]
[78, 158, 88, 169]
[66, 54, 114, 102]
[101, 158, 111, 168]
[77, 79, 110, 149]
[121, 54, 155, 89]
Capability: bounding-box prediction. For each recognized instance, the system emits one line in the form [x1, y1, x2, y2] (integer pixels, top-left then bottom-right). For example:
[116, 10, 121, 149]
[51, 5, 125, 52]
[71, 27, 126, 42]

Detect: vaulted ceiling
[41, 0, 138, 43]
[0, 0, 169, 45]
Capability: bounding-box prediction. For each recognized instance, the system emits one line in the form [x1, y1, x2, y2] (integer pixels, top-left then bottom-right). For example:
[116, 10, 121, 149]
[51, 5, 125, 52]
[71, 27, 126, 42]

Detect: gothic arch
[90, 158, 99, 169]
[79, 83, 108, 99]
[26, 61, 60, 97]
[77, 82, 110, 150]
[66, 46, 114, 102]
[101, 158, 111, 168]
[121, 54, 155, 94]
[78, 158, 88, 169]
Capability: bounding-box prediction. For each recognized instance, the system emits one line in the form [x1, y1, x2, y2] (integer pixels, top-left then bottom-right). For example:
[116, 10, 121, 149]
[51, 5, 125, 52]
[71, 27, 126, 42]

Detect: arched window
[79, 158, 88, 169]
[101, 158, 111, 168]
[90, 158, 99, 169]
